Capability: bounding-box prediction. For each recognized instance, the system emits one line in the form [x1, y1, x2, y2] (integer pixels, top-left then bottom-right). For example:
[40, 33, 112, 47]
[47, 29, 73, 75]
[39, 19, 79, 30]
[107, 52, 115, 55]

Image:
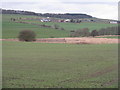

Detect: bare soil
[1, 37, 119, 44]
[96, 35, 120, 37]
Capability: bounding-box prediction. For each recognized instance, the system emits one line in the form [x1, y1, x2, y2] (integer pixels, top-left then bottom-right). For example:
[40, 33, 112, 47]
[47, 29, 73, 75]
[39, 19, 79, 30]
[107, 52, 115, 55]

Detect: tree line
[2, 9, 93, 19]
[70, 26, 119, 37]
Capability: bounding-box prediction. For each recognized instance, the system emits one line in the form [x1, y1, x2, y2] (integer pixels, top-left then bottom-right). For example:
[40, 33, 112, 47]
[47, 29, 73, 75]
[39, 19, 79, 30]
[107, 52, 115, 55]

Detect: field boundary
[1, 37, 119, 44]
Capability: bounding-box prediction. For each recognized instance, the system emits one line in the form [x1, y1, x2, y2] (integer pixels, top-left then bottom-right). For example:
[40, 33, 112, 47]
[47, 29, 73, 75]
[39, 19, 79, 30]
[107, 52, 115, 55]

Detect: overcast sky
[1, 0, 119, 20]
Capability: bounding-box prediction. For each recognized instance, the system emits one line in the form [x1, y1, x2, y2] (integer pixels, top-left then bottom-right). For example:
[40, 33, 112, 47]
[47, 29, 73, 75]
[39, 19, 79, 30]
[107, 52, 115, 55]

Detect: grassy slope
[3, 41, 118, 88]
[2, 14, 68, 39]
[2, 14, 117, 39]
[21, 19, 117, 32]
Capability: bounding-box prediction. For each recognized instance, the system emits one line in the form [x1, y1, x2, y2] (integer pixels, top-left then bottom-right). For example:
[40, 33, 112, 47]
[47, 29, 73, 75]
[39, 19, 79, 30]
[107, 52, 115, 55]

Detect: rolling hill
[2, 13, 118, 39]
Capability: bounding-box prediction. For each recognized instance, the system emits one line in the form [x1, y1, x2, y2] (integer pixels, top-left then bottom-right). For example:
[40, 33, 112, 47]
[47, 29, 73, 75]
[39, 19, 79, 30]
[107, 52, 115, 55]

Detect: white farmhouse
[64, 19, 70, 22]
[109, 21, 118, 24]
[40, 19, 51, 22]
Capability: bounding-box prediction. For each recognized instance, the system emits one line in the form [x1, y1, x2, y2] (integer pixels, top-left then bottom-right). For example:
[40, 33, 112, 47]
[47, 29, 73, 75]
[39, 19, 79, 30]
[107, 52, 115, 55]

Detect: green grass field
[22, 20, 117, 32]
[3, 41, 118, 88]
[2, 14, 117, 39]
[2, 14, 68, 39]
[2, 14, 118, 88]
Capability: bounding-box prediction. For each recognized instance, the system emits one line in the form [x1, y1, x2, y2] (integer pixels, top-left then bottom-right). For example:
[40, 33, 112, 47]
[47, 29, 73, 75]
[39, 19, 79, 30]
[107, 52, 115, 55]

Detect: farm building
[64, 19, 70, 22]
[109, 21, 118, 24]
[40, 19, 51, 22]
[59, 19, 64, 22]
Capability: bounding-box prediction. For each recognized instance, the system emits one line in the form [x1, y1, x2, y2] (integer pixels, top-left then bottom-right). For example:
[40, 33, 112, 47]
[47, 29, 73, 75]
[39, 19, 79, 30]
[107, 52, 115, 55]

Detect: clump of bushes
[70, 28, 90, 37]
[70, 26, 118, 37]
[70, 30, 75, 32]
[91, 30, 99, 37]
[18, 30, 36, 42]
[41, 24, 51, 28]
[61, 27, 65, 30]
[50, 36, 54, 38]
[53, 24, 59, 29]
[98, 26, 118, 35]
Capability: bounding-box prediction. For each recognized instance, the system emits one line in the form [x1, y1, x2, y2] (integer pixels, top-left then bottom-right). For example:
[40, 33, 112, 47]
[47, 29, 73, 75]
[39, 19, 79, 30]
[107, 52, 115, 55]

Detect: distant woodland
[1, 9, 93, 19]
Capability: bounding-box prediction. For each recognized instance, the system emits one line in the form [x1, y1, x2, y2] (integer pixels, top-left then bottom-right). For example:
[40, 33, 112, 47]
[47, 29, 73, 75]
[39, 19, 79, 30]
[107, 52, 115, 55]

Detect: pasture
[21, 20, 117, 32]
[2, 41, 118, 88]
[2, 14, 117, 39]
[2, 14, 118, 88]
[2, 14, 68, 39]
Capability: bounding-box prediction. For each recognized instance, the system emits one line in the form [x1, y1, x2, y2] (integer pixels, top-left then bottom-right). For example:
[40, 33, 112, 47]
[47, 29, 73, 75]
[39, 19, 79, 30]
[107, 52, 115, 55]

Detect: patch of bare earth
[96, 35, 120, 37]
[1, 37, 119, 44]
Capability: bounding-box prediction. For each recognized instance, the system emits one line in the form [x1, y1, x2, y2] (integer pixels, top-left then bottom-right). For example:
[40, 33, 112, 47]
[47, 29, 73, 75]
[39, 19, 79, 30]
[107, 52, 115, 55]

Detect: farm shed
[109, 21, 118, 24]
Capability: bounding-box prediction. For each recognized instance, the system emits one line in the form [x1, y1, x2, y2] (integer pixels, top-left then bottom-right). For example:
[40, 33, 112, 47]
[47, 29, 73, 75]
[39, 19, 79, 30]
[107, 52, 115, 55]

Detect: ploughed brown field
[1, 37, 119, 44]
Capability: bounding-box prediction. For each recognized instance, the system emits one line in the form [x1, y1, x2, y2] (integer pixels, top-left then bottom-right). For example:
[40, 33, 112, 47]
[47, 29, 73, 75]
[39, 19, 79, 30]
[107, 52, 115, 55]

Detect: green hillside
[2, 14, 118, 39]
[2, 14, 68, 39]
[22, 19, 117, 32]
[2, 14, 118, 88]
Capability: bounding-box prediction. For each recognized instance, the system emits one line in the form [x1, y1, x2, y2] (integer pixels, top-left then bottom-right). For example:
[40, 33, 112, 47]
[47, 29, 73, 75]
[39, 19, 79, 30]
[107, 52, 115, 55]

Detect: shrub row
[18, 26, 119, 42]
[70, 26, 119, 37]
